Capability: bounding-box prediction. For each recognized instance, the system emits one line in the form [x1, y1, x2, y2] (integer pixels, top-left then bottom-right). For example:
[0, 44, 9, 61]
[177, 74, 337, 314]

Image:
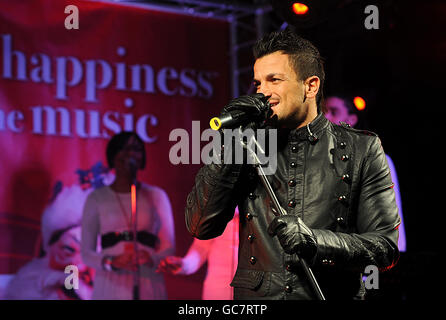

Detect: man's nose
[256, 83, 271, 97]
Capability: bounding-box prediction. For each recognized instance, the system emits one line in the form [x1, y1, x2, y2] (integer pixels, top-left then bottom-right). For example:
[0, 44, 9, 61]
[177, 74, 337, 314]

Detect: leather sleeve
[312, 136, 401, 272]
[185, 163, 243, 240]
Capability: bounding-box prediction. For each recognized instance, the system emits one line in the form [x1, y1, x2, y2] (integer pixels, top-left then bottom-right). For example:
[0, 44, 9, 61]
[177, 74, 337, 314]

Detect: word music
[0, 105, 159, 142]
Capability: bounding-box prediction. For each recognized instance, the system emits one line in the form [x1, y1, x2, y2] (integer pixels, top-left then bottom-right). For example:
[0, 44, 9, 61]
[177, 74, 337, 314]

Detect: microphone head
[209, 94, 273, 130]
[127, 157, 138, 182]
[127, 157, 138, 172]
[210, 117, 222, 130]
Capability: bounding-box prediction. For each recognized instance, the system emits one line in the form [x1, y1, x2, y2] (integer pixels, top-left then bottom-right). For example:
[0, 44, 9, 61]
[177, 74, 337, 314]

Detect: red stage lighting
[353, 96, 366, 110]
[272, 0, 328, 29]
[292, 3, 309, 15]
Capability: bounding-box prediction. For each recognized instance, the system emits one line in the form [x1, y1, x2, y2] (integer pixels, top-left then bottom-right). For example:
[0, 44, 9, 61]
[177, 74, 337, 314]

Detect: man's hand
[222, 93, 272, 129]
[267, 215, 318, 259]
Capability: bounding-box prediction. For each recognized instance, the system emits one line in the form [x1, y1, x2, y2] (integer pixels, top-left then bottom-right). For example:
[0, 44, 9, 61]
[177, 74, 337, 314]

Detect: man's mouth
[269, 101, 279, 108]
[269, 101, 280, 116]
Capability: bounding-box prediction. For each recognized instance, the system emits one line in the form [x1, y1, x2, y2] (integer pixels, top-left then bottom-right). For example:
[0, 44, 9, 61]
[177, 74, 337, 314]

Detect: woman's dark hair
[253, 28, 325, 110]
[106, 131, 146, 169]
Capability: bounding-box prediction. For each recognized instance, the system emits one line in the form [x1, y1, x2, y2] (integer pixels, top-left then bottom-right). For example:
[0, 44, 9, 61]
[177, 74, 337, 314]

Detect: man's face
[325, 97, 357, 126]
[253, 51, 307, 128]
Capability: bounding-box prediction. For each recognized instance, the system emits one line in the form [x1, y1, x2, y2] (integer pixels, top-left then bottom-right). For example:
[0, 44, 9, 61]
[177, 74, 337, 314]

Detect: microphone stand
[240, 129, 326, 300]
[130, 170, 140, 300]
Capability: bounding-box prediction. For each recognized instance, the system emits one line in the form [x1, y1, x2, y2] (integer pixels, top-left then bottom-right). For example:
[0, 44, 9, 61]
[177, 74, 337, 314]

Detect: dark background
[233, 0, 444, 300]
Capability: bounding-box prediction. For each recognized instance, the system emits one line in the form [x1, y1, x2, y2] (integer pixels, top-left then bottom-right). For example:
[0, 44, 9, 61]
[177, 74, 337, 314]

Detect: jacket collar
[287, 112, 329, 142]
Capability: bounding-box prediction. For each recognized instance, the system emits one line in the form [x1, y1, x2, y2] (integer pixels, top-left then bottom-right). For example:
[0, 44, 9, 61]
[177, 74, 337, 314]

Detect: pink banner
[0, 0, 230, 299]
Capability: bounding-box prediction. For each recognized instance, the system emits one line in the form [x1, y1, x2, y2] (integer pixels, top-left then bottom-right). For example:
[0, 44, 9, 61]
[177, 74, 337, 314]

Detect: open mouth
[267, 101, 279, 119]
[269, 101, 279, 108]
[269, 101, 280, 116]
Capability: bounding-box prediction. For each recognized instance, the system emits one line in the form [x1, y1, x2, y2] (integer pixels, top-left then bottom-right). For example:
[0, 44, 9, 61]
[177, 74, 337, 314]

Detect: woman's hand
[136, 249, 153, 268]
[111, 252, 136, 271]
[156, 256, 185, 275]
[111, 249, 153, 271]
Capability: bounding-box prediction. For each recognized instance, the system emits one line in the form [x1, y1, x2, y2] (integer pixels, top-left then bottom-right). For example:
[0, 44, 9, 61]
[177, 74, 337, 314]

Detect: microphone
[210, 100, 271, 131]
[210, 110, 252, 130]
[128, 158, 138, 182]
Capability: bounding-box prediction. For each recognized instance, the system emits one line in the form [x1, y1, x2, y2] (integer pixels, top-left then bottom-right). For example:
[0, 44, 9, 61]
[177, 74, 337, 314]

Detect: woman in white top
[81, 131, 175, 300]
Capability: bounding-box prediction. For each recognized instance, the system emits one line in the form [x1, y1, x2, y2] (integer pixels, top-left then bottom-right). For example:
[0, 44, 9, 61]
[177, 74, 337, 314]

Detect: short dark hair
[253, 28, 325, 109]
[106, 131, 146, 169]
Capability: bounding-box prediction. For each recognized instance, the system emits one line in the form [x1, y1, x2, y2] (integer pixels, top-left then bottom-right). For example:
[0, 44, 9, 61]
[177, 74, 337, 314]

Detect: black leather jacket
[185, 113, 400, 300]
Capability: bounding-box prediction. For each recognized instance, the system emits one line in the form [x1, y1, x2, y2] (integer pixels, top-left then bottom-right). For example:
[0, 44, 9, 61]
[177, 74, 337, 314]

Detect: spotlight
[353, 96, 366, 110]
[292, 3, 309, 15]
[272, 0, 327, 29]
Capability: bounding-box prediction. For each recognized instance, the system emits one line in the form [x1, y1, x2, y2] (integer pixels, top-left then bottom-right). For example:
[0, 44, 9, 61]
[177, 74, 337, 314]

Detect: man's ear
[304, 76, 320, 100]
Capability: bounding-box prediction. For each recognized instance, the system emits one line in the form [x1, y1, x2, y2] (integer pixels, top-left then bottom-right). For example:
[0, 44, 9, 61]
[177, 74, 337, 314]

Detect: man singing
[185, 29, 400, 300]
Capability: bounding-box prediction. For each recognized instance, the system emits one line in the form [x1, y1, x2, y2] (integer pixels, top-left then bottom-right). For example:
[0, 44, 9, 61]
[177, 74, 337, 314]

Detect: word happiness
[1, 34, 217, 102]
[0, 34, 219, 141]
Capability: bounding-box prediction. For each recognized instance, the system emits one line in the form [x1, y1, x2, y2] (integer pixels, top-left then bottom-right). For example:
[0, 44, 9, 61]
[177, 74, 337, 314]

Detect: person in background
[324, 96, 406, 251]
[81, 131, 175, 299]
[4, 185, 94, 300]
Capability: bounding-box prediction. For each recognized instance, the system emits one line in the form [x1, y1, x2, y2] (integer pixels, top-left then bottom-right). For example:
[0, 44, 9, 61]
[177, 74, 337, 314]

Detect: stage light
[353, 96, 366, 110]
[292, 3, 309, 15]
[272, 0, 329, 29]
